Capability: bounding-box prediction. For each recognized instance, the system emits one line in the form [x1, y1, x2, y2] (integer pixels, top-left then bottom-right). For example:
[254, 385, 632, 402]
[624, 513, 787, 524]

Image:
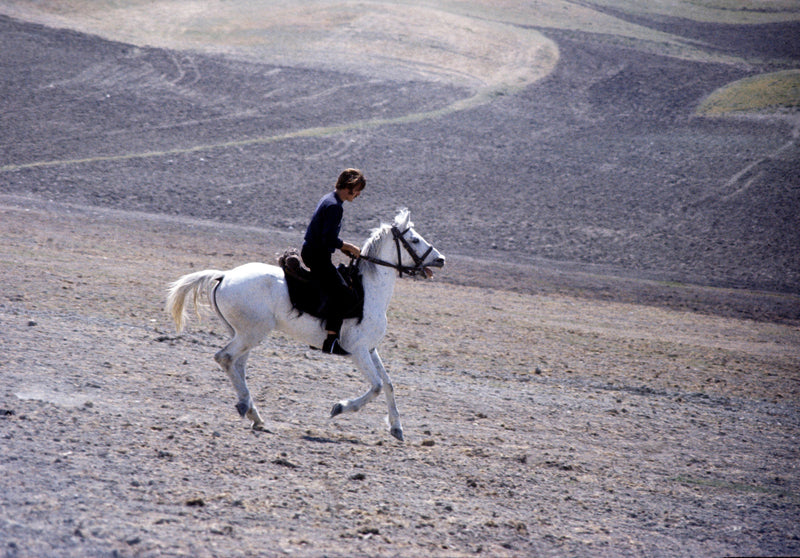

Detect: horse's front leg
[370, 348, 403, 441]
[330, 348, 383, 420]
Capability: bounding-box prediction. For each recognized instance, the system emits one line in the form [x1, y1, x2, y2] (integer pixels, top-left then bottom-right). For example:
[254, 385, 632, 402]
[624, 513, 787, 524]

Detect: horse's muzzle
[422, 256, 445, 279]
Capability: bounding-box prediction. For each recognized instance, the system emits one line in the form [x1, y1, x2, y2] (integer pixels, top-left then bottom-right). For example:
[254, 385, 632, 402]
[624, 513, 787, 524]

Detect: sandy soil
[1, 198, 799, 557]
[1, 3, 799, 556]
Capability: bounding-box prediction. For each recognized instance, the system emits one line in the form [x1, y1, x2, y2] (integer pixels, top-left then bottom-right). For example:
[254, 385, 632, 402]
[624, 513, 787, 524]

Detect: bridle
[358, 226, 433, 277]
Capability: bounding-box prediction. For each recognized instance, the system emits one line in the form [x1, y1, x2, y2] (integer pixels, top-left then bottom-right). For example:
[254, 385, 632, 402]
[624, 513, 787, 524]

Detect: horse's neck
[361, 265, 397, 314]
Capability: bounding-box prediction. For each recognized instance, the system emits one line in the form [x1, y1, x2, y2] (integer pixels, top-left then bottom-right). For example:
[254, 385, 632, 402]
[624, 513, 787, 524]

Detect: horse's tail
[166, 270, 225, 333]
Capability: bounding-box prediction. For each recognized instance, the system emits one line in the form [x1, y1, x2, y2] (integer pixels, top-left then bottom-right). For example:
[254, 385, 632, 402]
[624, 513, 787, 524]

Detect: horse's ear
[395, 208, 410, 229]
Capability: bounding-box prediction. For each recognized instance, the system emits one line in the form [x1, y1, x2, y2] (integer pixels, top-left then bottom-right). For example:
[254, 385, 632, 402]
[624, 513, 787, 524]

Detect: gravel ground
[1, 199, 798, 557]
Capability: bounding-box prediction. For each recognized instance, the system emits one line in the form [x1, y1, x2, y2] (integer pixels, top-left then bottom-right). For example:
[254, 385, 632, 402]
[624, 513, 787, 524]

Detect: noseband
[359, 226, 433, 277]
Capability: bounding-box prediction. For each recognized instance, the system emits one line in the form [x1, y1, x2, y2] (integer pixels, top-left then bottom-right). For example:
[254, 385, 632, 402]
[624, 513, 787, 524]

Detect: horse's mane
[360, 209, 412, 275]
[362, 224, 392, 263]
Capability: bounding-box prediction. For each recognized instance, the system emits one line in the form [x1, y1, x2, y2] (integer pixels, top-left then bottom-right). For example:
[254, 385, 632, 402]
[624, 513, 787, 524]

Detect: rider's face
[341, 188, 362, 202]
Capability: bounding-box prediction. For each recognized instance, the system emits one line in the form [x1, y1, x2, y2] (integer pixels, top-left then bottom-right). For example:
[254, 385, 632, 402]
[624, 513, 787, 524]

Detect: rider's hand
[341, 242, 361, 259]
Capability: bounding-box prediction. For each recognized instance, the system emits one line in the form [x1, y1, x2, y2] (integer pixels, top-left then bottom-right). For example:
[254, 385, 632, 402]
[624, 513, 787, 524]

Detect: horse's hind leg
[215, 338, 265, 430]
[234, 351, 267, 429]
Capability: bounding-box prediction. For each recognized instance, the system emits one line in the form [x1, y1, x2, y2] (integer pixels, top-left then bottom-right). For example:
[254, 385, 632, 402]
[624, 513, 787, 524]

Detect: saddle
[277, 249, 364, 323]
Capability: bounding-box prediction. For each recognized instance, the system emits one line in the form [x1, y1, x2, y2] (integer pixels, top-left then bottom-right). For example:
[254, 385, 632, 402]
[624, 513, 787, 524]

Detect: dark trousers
[301, 244, 354, 333]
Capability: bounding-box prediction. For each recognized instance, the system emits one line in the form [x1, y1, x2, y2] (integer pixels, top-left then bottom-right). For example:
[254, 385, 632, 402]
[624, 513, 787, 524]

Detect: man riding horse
[301, 168, 365, 355]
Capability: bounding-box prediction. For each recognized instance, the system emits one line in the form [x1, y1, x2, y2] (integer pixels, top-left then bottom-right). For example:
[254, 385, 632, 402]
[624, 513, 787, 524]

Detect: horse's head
[392, 209, 445, 278]
[362, 209, 445, 278]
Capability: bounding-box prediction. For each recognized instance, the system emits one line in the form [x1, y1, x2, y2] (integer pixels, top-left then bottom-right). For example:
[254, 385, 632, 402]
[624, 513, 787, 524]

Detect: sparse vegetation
[697, 70, 800, 115]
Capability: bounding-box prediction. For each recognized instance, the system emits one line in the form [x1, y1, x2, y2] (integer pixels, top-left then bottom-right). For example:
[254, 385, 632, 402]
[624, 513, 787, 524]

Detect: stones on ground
[272, 457, 299, 469]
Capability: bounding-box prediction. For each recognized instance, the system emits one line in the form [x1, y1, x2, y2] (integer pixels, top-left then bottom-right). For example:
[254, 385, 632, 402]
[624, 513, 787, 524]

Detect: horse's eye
[412, 238, 420, 244]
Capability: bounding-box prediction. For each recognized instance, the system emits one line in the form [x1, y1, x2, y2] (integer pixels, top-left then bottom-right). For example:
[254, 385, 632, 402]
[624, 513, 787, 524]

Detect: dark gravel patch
[1, 14, 798, 313]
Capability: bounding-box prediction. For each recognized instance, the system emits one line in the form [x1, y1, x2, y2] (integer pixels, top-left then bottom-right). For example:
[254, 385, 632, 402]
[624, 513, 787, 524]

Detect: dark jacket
[303, 191, 344, 256]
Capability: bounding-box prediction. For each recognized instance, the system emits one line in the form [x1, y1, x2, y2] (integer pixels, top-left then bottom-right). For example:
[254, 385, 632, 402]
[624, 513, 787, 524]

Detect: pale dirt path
[1, 196, 798, 556]
[0, 1, 560, 91]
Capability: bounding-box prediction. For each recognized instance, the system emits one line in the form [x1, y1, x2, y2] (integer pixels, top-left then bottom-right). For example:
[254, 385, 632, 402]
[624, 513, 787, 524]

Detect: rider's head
[336, 168, 366, 196]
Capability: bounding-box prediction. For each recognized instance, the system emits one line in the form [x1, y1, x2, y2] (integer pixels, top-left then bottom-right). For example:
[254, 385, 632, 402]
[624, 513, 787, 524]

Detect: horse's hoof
[330, 402, 344, 418]
[252, 422, 268, 432]
[235, 401, 249, 418]
[390, 426, 404, 442]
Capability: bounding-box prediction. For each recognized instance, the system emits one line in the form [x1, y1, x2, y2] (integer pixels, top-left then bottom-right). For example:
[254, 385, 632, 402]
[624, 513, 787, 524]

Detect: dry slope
[1, 197, 798, 556]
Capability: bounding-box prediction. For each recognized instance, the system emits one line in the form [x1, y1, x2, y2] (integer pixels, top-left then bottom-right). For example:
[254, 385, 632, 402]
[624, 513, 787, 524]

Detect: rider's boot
[322, 332, 349, 356]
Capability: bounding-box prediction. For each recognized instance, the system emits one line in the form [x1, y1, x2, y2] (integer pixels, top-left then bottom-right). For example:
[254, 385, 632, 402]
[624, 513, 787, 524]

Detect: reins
[357, 226, 432, 278]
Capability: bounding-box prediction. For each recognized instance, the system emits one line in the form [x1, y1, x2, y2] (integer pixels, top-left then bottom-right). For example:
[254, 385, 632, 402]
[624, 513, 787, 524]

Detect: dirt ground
[1, 2, 800, 556]
[1, 198, 799, 557]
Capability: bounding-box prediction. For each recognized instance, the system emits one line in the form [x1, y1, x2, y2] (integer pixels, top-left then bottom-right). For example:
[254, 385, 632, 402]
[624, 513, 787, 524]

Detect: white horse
[166, 209, 444, 441]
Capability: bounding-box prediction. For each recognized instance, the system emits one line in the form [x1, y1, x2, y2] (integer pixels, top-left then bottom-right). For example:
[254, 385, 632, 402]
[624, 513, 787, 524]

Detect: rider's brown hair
[335, 168, 366, 192]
